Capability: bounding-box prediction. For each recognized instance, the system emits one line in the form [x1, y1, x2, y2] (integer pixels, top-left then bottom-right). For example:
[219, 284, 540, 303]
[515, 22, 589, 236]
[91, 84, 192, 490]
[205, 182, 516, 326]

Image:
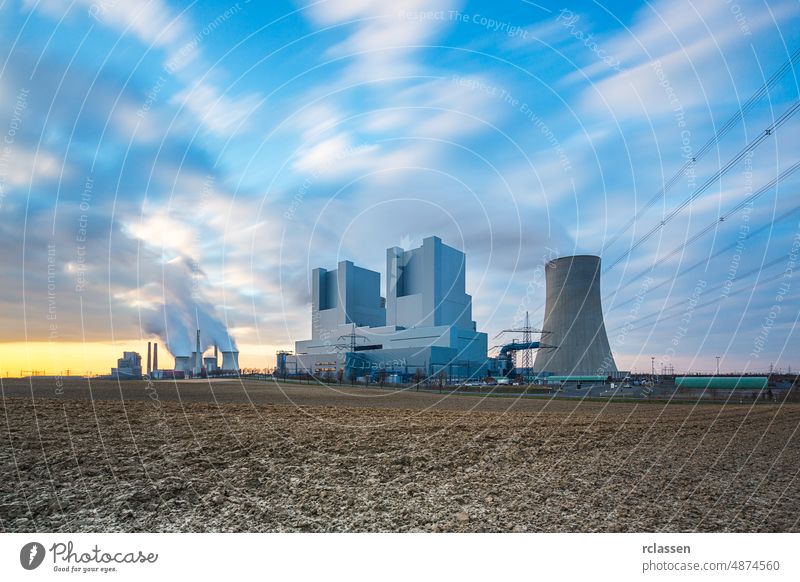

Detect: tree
[436, 370, 447, 393]
[413, 368, 425, 391]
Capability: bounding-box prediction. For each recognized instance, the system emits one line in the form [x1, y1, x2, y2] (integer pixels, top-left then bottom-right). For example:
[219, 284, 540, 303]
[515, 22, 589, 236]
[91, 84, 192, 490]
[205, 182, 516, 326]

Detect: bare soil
[1, 379, 798, 532]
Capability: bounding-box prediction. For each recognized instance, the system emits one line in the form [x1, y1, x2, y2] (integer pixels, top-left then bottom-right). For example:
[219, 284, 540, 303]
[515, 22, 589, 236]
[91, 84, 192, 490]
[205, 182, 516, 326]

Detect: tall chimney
[153, 343, 158, 372]
[195, 329, 202, 375]
[146, 342, 152, 375]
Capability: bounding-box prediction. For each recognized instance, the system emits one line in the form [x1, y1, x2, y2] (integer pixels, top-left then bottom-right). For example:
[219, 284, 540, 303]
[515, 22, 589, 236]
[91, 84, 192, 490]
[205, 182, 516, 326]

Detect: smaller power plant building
[110, 351, 143, 379]
[284, 236, 495, 380]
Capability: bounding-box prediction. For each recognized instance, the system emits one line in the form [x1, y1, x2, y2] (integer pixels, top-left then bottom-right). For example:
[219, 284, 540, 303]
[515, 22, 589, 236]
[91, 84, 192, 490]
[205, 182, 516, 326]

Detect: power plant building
[285, 236, 492, 380]
[171, 334, 238, 376]
[533, 255, 617, 376]
[110, 351, 143, 379]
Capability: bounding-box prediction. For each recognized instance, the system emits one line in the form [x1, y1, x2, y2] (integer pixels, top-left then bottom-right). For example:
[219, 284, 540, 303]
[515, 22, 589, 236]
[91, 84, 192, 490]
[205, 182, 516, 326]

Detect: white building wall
[311, 260, 385, 340]
[296, 236, 488, 374]
[386, 236, 475, 330]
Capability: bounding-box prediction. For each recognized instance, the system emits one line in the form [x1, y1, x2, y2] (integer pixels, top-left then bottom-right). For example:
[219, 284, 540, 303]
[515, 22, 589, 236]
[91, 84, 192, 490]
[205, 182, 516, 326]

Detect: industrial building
[109, 330, 240, 380]
[109, 351, 143, 379]
[279, 242, 625, 383]
[282, 236, 495, 381]
[533, 255, 618, 377]
[172, 334, 238, 377]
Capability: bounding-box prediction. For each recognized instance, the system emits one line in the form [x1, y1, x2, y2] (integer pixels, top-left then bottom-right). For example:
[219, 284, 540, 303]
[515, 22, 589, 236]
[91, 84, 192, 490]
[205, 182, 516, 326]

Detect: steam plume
[142, 256, 237, 356]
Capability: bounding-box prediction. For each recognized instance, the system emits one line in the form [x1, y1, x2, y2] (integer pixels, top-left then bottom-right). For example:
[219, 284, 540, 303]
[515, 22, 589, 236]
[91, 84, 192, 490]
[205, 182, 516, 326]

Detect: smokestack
[146, 342, 152, 375]
[195, 329, 202, 375]
[153, 343, 158, 372]
[214, 344, 218, 365]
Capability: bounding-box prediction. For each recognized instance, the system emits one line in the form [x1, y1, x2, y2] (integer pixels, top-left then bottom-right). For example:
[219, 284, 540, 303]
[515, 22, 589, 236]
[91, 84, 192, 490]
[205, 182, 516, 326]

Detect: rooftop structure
[386, 235, 474, 330]
[311, 260, 386, 340]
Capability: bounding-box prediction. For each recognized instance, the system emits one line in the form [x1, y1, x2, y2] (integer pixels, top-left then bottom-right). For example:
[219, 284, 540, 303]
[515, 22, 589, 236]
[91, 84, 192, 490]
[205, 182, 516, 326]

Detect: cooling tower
[203, 356, 217, 372]
[533, 255, 617, 376]
[221, 350, 239, 371]
[174, 356, 191, 373]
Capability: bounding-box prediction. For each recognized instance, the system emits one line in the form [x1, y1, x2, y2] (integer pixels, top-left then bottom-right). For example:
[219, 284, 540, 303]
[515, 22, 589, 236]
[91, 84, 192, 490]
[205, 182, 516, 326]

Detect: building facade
[110, 351, 143, 379]
[286, 236, 493, 380]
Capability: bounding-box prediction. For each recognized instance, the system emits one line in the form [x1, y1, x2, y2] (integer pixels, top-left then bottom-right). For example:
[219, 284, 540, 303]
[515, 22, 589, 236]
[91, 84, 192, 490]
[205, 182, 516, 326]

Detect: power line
[607, 203, 800, 312]
[608, 255, 790, 334]
[618, 268, 790, 337]
[604, 99, 800, 273]
[604, 161, 800, 307]
[523, 51, 800, 328]
[601, 46, 800, 253]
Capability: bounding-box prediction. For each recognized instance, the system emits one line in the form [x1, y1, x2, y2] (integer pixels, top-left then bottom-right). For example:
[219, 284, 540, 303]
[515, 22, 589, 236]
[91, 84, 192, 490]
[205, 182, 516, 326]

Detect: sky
[0, 0, 799, 376]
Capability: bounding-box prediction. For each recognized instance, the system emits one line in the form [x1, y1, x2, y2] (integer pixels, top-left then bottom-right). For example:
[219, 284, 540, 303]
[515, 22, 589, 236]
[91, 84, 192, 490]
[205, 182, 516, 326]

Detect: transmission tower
[520, 311, 533, 373]
[495, 310, 542, 379]
[335, 325, 366, 352]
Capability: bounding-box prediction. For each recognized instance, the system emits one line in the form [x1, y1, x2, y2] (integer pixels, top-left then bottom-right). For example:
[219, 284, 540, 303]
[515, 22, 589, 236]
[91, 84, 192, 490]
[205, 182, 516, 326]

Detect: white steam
[142, 256, 237, 356]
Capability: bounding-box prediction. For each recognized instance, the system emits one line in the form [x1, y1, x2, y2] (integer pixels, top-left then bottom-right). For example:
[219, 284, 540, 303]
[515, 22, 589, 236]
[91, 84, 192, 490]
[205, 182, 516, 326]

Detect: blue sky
[1, 0, 799, 373]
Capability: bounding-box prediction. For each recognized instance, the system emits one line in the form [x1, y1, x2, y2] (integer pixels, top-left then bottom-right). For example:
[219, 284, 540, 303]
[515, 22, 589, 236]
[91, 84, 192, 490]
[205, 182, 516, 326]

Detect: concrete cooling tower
[221, 350, 239, 372]
[173, 356, 191, 373]
[533, 255, 617, 376]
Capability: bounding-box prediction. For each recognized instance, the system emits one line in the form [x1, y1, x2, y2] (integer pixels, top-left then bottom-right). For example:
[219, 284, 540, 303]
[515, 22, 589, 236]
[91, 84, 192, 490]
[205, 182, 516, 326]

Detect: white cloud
[293, 103, 344, 141]
[302, 0, 461, 77]
[366, 77, 506, 137]
[292, 132, 378, 175]
[24, 0, 189, 54]
[87, 0, 189, 50]
[170, 81, 262, 137]
[287, 75, 507, 184]
[571, 0, 800, 120]
[125, 213, 198, 258]
[1, 147, 65, 188]
[25, 0, 261, 138]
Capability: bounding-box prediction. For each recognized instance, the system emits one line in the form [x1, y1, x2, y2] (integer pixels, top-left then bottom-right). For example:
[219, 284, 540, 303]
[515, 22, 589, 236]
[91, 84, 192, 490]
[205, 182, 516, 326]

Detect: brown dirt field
[1, 379, 799, 532]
